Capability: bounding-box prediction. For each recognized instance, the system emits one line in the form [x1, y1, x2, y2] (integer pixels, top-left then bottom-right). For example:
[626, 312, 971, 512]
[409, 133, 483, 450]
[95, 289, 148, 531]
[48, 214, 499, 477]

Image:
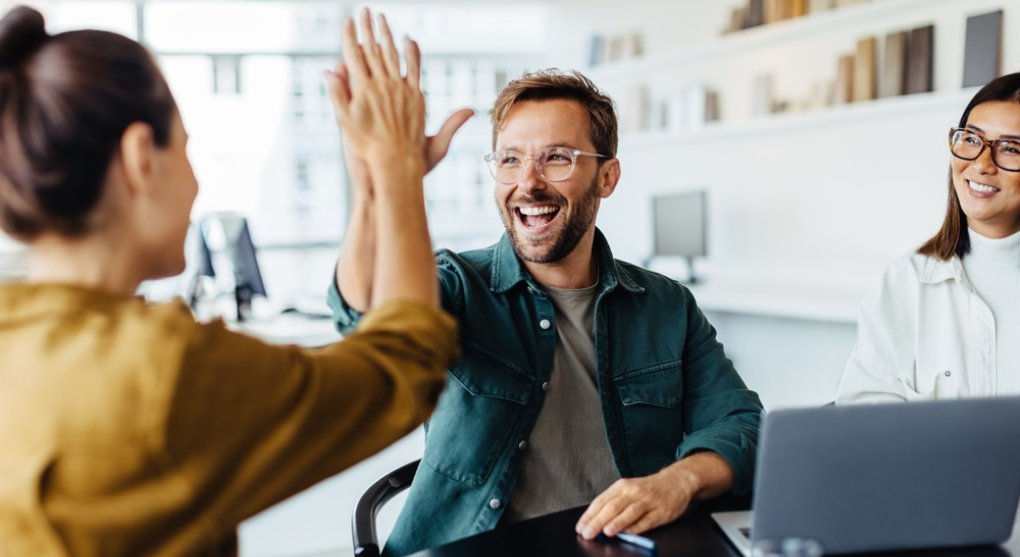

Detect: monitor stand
[235, 282, 255, 322]
[683, 255, 699, 284]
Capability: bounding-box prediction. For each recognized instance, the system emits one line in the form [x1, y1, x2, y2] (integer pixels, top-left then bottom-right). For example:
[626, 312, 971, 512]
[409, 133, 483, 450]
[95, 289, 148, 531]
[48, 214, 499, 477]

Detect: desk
[408, 496, 1018, 557]
[227, 312, 340, 347]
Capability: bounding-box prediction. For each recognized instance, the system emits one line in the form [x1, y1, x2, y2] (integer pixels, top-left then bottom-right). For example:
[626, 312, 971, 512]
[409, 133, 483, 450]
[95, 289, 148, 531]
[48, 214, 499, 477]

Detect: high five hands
[323, 8, 473, 186]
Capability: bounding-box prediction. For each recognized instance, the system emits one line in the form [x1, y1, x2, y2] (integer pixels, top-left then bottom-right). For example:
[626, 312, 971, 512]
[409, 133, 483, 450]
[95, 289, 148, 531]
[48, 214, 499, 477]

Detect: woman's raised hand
[324, 8, 426, 179]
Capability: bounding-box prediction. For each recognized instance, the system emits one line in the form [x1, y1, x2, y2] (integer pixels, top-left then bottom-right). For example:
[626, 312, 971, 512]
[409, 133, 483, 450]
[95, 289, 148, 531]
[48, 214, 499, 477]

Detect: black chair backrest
[352, 459, 420, 557]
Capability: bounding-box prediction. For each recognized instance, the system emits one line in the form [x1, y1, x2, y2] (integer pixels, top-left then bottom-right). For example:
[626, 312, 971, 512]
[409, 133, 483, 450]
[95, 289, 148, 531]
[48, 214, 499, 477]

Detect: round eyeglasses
[483, 147, 609, 185]
[949, 127, 1020, 172]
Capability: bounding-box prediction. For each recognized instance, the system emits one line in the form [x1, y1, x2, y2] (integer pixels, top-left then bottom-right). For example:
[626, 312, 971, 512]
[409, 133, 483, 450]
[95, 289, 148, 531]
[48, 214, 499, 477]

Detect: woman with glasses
[836, 72, 1020, 403]
[0, 6, 459, 555]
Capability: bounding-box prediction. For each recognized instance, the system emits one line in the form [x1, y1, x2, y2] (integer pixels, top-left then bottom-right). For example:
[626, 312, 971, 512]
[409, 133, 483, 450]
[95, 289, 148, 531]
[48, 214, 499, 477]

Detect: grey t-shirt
[500, 282, 620, 524]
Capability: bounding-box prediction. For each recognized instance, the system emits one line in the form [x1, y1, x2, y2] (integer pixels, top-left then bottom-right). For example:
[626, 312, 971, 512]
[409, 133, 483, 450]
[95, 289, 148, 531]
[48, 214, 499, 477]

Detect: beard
[498, 176, 600, 264]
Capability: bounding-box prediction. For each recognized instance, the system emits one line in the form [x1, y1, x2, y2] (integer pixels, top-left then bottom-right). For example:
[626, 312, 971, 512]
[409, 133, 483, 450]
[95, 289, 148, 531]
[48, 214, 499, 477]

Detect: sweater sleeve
[161, 299, 458, 532]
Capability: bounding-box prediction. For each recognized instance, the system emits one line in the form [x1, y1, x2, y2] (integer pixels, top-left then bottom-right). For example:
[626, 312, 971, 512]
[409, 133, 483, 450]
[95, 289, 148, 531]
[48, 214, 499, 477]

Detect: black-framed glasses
[949, 127, 1020, 172]
[483, 147, 609, 185]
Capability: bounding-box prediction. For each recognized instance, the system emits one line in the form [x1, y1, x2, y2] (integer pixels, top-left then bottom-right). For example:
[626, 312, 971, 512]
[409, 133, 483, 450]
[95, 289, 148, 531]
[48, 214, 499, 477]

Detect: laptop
[713, 397, 1020, 555]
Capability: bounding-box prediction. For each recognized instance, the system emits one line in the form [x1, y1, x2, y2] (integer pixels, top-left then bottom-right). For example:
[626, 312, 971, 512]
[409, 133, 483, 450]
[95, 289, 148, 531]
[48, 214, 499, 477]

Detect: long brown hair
[0, 5, 175, 241]
[918, 72, 1020, 260]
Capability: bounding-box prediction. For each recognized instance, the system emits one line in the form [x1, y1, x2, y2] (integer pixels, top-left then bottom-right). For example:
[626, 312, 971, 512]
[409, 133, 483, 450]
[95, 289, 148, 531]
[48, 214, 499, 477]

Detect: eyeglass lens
[950, 129, 1020, 171]
[488, 147, 577, 183]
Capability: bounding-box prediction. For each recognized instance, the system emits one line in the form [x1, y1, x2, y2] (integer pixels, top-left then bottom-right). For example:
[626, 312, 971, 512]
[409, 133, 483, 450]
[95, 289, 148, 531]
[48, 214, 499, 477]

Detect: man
[330, 67, 763, 556]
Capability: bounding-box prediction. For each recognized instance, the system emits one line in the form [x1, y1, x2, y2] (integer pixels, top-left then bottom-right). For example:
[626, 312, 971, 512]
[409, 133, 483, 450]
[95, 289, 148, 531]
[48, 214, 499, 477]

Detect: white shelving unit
[547, 0, 1018, 408]
[580, 0, 1017, 315]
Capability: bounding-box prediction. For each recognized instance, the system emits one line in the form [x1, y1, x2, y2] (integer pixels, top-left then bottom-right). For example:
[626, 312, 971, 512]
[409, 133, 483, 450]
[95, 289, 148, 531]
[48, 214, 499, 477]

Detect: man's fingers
[603, 503, 649, 537]
[322, 68, 350, 115]
[621, 510, 665, 537]
[577, 490, 627, 539]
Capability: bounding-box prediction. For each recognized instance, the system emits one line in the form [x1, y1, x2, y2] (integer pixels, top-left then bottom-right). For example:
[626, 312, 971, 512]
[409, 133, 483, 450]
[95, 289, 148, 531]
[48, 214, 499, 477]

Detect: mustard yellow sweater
[0, 283, 457, 556]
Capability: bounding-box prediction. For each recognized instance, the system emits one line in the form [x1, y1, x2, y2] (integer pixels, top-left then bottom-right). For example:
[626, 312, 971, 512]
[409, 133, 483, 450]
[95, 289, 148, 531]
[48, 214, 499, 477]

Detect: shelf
[619, 87, 976, 149]
[587, 0, 962, 81]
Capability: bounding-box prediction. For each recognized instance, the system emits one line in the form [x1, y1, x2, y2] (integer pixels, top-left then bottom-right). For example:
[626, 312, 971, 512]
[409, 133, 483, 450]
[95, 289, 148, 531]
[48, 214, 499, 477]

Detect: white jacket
[835, 252, 996, 403]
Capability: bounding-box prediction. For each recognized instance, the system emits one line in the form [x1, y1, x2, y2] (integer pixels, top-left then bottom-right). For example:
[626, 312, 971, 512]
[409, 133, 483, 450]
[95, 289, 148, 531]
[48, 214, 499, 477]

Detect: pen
[616, 532, 657, 551]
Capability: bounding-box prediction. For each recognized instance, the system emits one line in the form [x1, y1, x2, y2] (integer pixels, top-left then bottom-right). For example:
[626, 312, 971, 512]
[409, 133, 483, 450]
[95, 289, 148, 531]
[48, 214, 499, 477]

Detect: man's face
[493, 98, 610, 264]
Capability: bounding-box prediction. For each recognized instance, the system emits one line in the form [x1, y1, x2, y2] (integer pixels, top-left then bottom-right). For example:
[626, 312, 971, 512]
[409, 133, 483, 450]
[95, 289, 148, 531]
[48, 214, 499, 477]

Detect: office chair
[352, 459, 420, 557]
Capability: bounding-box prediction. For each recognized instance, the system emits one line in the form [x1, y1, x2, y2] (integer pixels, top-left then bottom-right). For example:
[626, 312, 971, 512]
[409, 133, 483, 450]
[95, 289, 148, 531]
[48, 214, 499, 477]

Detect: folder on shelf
[905, 24, 934, 94]
[962, 10, 1003, 88]
[879, 30, 909, 98]
[852, 36, 877, 102]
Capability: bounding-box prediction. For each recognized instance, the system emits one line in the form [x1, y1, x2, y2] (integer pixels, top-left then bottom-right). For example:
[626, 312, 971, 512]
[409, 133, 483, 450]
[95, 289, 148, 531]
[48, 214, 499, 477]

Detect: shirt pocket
[422, 341, 533, 487]
[614, 360, 685, 473]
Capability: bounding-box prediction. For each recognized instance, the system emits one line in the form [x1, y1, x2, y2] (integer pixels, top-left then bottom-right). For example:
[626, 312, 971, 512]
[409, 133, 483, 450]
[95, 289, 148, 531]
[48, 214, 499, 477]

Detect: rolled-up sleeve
[674, 290, 763, 496]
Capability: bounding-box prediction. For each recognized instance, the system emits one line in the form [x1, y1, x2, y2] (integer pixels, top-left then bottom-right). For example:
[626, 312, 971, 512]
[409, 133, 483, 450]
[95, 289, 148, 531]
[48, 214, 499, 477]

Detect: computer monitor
[650, 190, 707, 283]
[200, 214, 267, 321]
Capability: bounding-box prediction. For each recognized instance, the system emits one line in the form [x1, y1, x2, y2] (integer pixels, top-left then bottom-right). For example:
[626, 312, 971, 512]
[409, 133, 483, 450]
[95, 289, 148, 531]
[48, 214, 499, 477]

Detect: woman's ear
[118, 122, 156, 197]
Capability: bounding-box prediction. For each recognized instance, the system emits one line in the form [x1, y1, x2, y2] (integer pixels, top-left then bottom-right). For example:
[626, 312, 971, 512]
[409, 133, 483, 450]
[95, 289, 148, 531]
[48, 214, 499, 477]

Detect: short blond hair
[490, 69, 617, 157]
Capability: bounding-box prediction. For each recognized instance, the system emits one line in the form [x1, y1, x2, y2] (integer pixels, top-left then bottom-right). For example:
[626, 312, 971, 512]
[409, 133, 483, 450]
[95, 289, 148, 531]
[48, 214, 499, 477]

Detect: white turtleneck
[962, 228, 1020, 394]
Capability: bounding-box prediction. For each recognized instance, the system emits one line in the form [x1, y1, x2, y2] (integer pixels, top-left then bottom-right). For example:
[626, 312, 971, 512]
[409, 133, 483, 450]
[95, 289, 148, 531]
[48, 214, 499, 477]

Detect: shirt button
[518, 440, 528, 450]
[539, 319, 551, 330]
[541, 381, 549, 392]
[489, 498, 502, 509]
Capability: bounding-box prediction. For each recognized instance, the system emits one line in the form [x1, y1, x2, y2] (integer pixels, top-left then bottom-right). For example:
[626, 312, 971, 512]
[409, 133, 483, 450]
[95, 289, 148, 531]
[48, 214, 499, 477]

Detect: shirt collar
[489, 228, 645, 295]
[918, 253, 970, 287]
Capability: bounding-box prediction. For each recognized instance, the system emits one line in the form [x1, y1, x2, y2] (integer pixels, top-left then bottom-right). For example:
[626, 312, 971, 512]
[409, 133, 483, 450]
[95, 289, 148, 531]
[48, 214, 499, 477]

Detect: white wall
[543, 0, 1019, 408]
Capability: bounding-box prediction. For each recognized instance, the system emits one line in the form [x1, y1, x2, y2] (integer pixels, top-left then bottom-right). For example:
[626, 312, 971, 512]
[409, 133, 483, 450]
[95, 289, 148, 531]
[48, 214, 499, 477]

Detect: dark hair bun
[0, 6, 47, 69]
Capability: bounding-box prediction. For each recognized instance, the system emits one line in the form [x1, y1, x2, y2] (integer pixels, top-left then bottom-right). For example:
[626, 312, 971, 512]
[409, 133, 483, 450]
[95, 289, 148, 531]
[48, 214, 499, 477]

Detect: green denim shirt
[328, 229, 763, 556]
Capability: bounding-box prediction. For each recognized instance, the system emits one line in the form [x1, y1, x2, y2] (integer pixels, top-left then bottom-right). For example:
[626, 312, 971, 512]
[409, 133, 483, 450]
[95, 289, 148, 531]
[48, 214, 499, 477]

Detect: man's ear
[597, 158, 621, 199]
[118, 122, 156, 197]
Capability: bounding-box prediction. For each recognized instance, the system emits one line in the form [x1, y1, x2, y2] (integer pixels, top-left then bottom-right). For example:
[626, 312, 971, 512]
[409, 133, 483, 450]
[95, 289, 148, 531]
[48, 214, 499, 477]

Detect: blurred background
[0, 1, 1015, 555]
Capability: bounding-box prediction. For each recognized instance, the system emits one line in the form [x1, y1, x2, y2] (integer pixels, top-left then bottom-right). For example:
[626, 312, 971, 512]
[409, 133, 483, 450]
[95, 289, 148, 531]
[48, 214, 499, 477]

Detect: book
[833, 54, 854, 105]
[587, 34, 605, 67]
[808, 0, 833, 12]
[852, 36, 877, 102]
[748, 0, 765, 28]
[879, 30, 908, 97]
[608, 35, 626, 62]
[962, 10, 1003, 87]
[764, 0, 781, 24]
[621, 85, 650, 132]
[622, 32, 644, 59]
[790, 0, 808, 18]
[905, 24, 934, 94]
[705, 90, 721, 122]
[752, 73, 775, 116]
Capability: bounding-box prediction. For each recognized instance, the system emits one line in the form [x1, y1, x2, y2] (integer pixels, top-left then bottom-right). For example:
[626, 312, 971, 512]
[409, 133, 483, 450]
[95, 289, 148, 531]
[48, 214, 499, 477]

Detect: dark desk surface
[408, 496, 1019, 557]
